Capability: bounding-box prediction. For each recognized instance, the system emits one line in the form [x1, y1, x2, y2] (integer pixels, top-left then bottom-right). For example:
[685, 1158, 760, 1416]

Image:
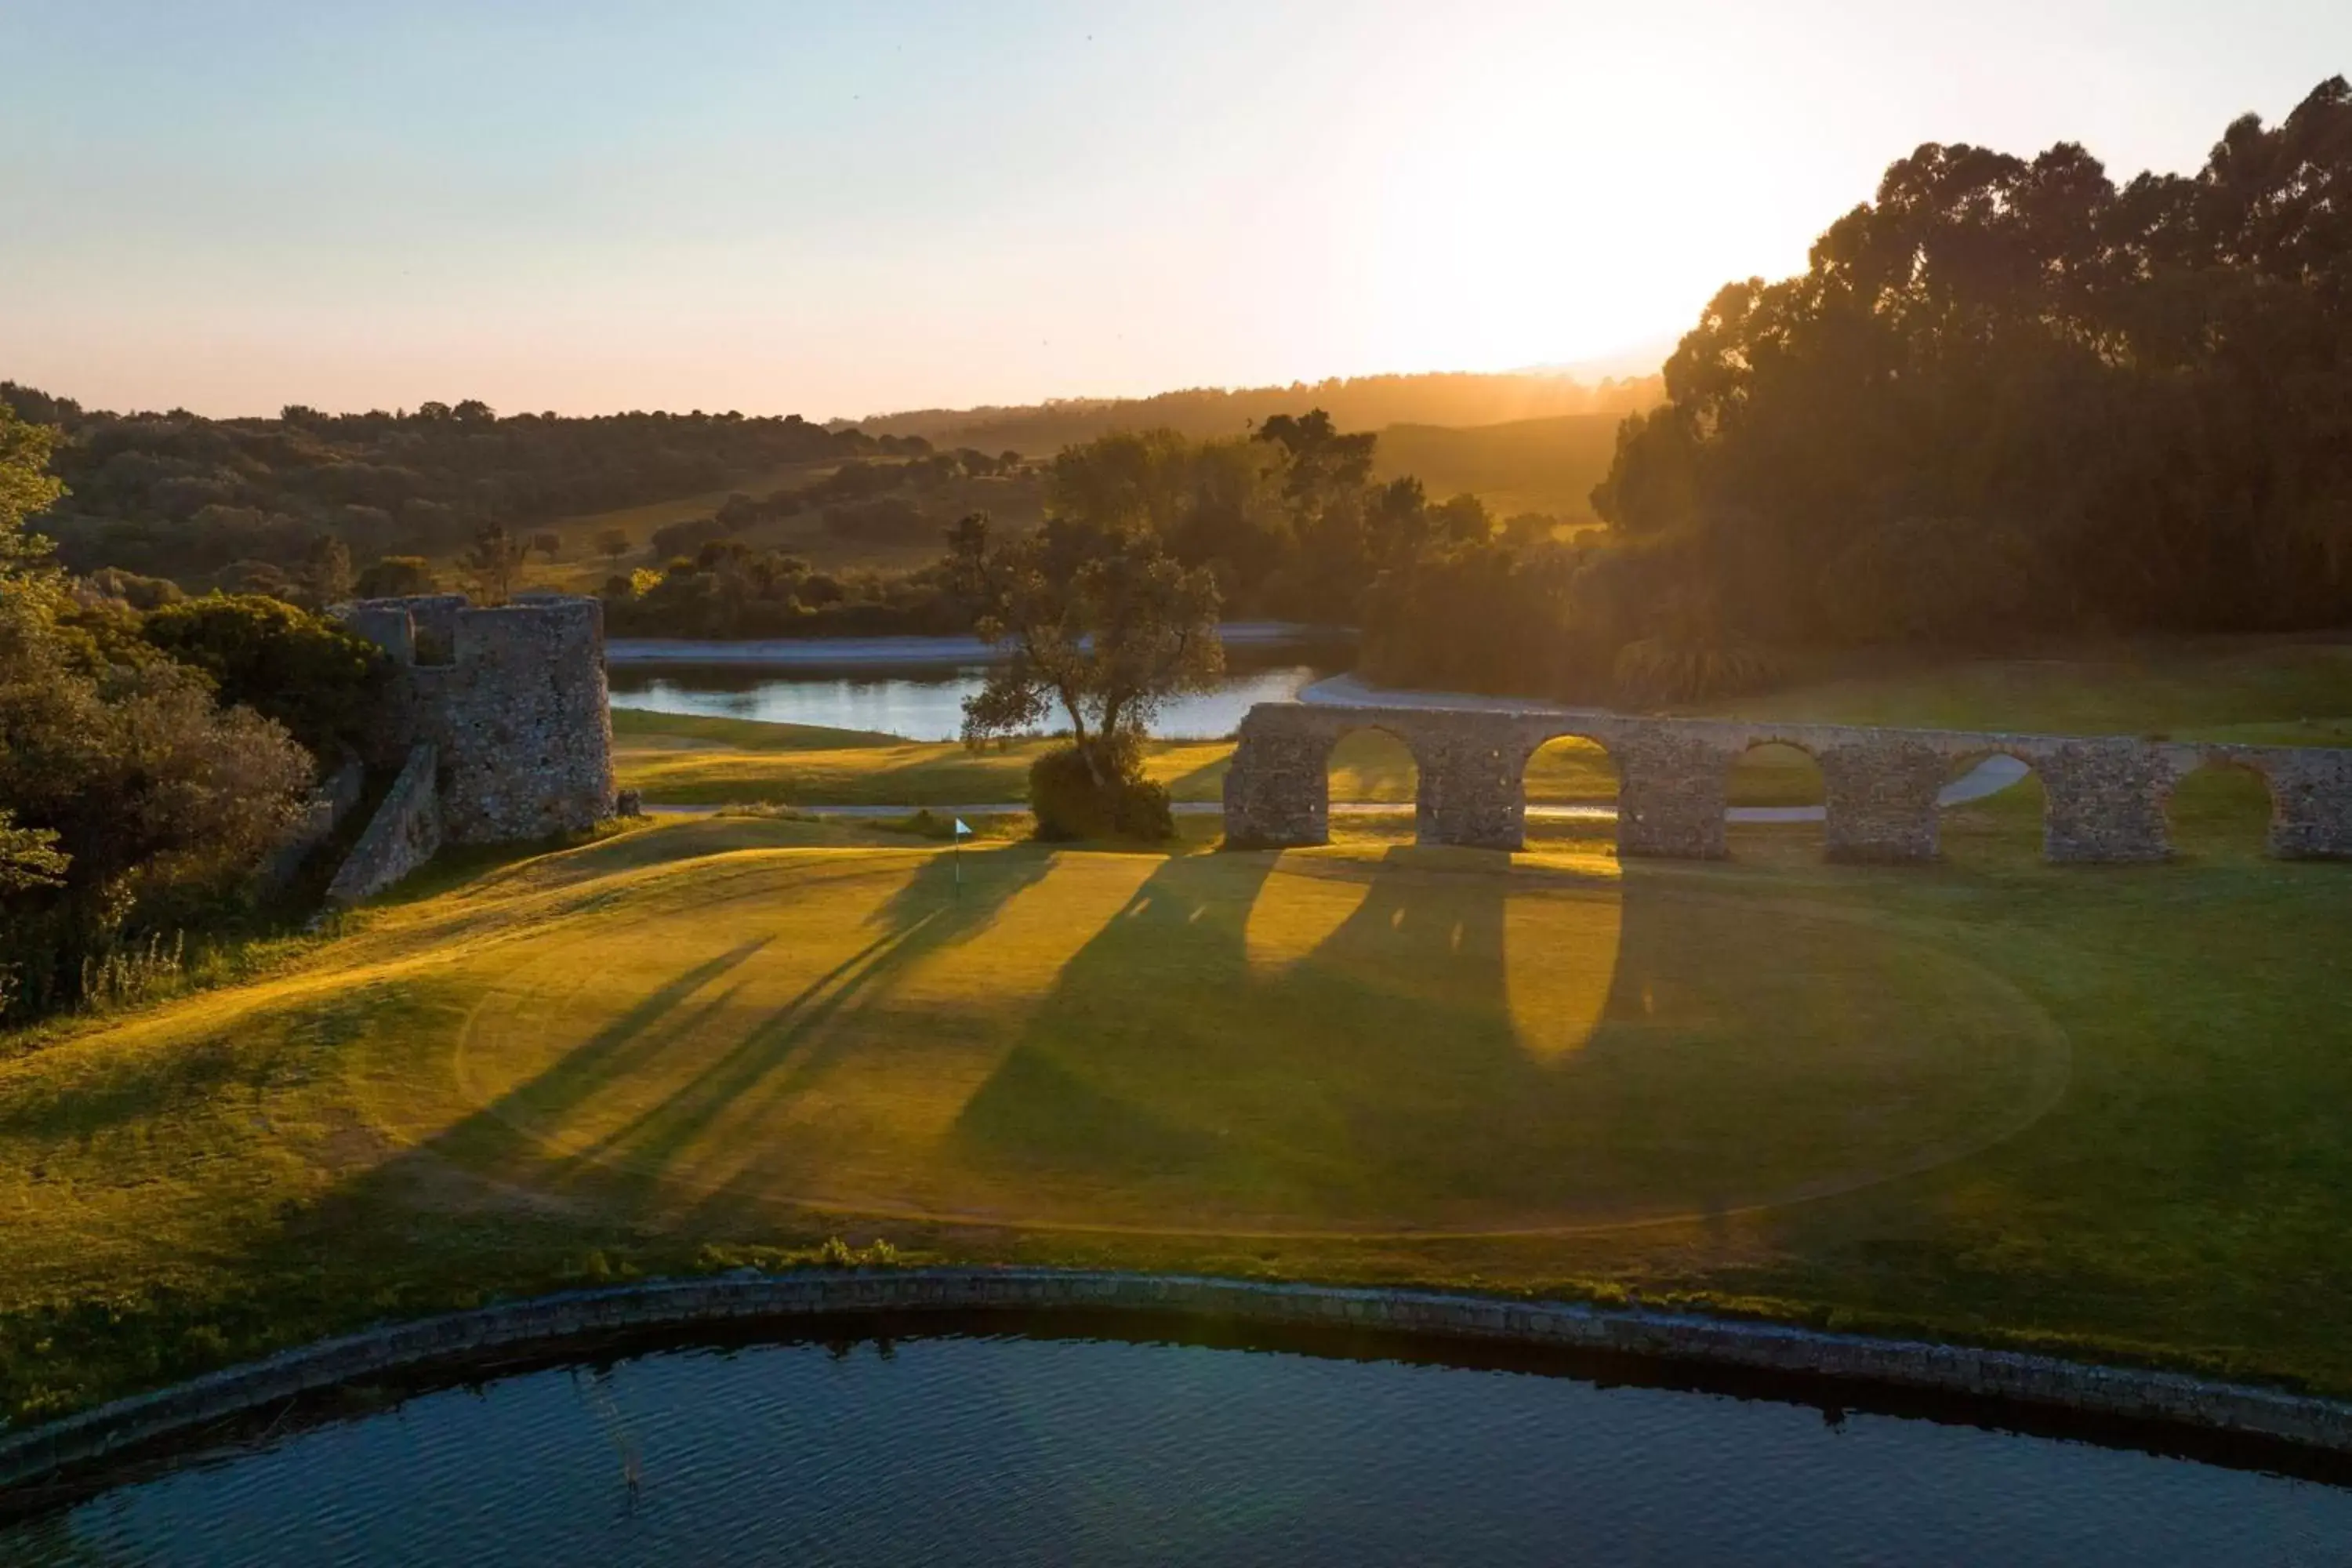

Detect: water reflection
[9, 1327, 2350, 1566]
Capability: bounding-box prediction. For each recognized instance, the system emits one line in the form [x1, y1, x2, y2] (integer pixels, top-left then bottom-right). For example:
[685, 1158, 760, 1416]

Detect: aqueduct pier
[1221, 702, 2352, 863]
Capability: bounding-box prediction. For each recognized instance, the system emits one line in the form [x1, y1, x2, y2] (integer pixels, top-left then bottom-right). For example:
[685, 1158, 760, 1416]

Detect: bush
[354, 555, 437, 597]
[1027, 741, 1174, 841]
[141, 593, 387, 758]
[1610, 634, 1780, 706]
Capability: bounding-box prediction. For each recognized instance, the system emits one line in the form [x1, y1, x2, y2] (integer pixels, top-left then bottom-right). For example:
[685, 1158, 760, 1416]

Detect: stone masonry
[335, 593, 615, 846]
[1222, 702, 2352, 864]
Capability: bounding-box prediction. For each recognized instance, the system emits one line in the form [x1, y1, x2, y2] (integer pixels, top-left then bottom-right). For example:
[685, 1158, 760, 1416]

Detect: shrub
[354, 555, 437, 597]
[141, 593, 387, 758]
[1610, 633, 1780, 706]
[1027, 740, 1174, 841]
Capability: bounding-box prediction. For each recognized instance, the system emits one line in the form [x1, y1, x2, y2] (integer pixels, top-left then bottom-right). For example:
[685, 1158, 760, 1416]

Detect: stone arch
[1515, 727, 1620, 852]
[1932, 742, 2046, 864]
[1321, 721, 1425, 842]
[1723, 734, 1829, 859]
[2163, 752, 2278, 862]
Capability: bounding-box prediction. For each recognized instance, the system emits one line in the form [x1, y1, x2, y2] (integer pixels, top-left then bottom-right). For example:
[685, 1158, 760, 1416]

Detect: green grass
[1704, 636, 2352, 740]
[2, 757, 2347, 1422]
[5, 637, 2350, 1425]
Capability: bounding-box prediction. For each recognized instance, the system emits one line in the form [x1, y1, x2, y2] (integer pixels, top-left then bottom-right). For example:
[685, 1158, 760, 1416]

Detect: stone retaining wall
[324, 745, 441, 905]
[1223, 702, 2352, 862]
[254, 760, 365, 894]
[6, 1269, 2351, 1488]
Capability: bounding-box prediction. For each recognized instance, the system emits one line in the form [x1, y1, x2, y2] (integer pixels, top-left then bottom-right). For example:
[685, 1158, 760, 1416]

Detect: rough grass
[2, 758, 2349, 1422]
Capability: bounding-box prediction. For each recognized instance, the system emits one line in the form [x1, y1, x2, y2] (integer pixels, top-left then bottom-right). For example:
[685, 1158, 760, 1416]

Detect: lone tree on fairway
[946, 507, 1221, 838]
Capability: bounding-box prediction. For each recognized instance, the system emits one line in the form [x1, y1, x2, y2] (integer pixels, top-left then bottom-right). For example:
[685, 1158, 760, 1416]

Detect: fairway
[430, 838, 2062, 1235]
[9, 789, 2352, 1421]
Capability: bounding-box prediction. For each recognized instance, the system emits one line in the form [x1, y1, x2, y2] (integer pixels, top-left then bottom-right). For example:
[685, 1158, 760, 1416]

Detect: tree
[0, 404, 311, 1021]
[354, 555, 438, 597]
[1583, 77, 2352, 649]
[946, 507, 1221, 815]
[303, 534, 353, 606]
[530, 530, 563, 562]
[0, 810, 66, 893]
[597, 527, 632, 567]
[141, 593, 387, 758]
[460, 524, 527, 604]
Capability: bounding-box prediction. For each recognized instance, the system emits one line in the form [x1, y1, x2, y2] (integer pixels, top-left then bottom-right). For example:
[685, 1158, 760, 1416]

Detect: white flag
[953, 818, 973, 838]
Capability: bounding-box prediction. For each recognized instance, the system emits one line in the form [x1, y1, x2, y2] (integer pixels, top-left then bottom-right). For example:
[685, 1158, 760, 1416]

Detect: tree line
[852, 369, 1662, 454]
[1381, 76, 2352, 702]
[0, 387, 924, 599]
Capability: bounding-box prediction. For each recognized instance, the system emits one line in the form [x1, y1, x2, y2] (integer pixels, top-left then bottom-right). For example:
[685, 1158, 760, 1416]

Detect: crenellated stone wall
[1222, 702, 2352, 865]
[335, 593, 616, 848]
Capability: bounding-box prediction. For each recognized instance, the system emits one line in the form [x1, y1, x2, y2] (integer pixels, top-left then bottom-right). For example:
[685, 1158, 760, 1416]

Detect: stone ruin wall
[1222, 702, 2352, 864]
[336, 593, 616, 846]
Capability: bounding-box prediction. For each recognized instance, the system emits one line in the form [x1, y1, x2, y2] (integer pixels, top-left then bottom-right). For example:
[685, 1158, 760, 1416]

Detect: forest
[0, 387, 916, 597]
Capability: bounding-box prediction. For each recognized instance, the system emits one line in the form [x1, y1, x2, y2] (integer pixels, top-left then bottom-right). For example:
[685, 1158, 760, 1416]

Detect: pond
[605, 637, 1352, 742]
[9, 1324, 2349, 1566]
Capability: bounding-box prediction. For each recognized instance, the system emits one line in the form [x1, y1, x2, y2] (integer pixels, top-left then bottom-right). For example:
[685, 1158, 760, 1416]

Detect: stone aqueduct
[1221, 702, 2352, 863]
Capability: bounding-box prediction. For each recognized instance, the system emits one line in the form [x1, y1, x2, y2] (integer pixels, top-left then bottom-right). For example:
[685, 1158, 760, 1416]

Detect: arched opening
[1937, 749, 2043, 867]
[1325, 727, 1421, 844]
[1521, 733, 1618, 858]
[1725, 740, 1824, 862]
[2166, 760, 2274, 863]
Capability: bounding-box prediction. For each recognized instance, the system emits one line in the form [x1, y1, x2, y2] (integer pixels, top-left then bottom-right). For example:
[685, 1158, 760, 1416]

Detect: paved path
[646, 755, 2029, 824]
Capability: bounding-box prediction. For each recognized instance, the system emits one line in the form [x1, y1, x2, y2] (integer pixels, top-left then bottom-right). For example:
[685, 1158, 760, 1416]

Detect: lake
[9, 1325, 2349, 1566]
[606, 639, 1352, 742]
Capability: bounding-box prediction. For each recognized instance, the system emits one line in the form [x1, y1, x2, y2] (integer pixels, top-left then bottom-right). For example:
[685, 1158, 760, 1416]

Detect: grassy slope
[1370, 412, 1624, 522]
[3, 769, 2347, 1421]
[4, 637, 2350, 1423]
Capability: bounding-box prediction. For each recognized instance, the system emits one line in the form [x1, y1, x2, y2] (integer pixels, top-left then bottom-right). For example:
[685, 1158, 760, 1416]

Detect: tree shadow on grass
[410, 848, 1059, 1214]
[943, 844, 1542, 1224]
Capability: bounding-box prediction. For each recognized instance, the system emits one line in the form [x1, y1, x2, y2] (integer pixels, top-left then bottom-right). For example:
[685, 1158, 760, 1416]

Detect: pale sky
[4, 1, 2347, 419]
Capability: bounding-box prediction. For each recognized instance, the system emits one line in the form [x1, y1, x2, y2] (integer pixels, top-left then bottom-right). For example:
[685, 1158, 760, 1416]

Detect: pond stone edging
[7, 1268, 2351, 1487]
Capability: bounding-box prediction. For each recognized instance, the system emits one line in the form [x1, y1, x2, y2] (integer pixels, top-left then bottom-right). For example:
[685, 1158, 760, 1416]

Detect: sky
[4, 1, 2350, 420]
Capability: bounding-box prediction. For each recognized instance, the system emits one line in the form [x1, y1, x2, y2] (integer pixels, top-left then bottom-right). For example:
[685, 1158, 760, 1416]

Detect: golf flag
[953, 818, 973, 838]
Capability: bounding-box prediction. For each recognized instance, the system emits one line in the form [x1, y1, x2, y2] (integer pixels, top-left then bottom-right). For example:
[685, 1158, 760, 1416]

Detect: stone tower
[336, 593, 616, 844]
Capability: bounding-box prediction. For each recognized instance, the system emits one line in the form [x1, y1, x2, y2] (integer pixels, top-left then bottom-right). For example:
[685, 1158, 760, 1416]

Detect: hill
[1371, 412, 1626, 524]
[845, 370, 1662, 456]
